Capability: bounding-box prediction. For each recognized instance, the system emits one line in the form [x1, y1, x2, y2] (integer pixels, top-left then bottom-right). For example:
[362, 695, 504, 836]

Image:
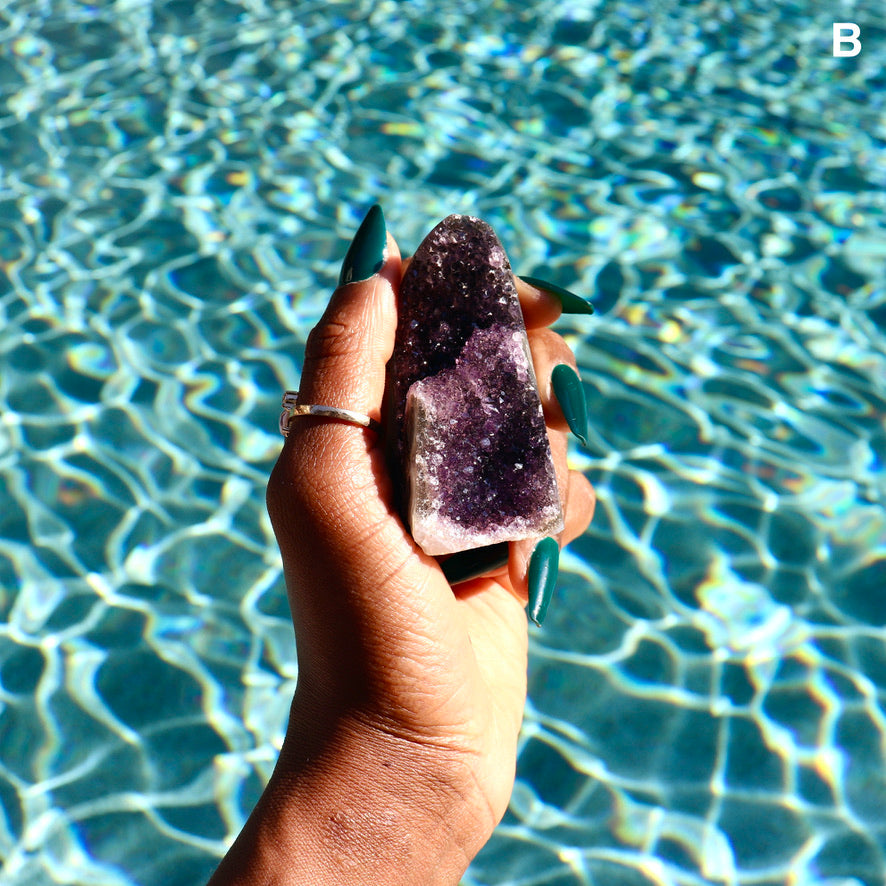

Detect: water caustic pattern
[0, 0, 885, 883]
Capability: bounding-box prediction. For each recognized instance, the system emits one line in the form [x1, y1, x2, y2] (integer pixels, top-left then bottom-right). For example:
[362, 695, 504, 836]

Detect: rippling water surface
[1, 1, 885, 884]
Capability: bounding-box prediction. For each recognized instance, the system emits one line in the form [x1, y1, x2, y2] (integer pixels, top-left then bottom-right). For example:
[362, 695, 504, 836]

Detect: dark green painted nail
[527, 537, 559, 627]
[441, 542, 510, 586]
[520, 276, 595, 315]
[551, 364, 589, 447]
[339, 204, 386, 286]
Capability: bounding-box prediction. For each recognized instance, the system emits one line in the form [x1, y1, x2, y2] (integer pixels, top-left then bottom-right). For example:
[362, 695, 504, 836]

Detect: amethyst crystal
[386, 215, 563, 556]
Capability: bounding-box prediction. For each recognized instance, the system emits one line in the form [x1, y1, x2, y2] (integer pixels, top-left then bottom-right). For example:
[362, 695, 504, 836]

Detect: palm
[346, 548, 529, 827]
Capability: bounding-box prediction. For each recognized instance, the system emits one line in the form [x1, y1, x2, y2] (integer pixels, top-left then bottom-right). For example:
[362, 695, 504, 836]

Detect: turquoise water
[1, 1, 885, 884]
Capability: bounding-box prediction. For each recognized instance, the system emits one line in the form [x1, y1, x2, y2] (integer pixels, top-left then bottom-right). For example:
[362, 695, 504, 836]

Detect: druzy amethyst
[386, 215, 563, 556]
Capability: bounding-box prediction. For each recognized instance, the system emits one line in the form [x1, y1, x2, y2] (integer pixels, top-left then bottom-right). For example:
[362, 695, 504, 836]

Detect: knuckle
[267, 436, 376, 533]
[528, 327, 576, 365]
[305, 317, 364, 364]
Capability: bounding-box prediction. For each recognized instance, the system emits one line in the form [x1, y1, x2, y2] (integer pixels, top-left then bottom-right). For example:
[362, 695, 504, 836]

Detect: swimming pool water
[1, 1, 885, 884]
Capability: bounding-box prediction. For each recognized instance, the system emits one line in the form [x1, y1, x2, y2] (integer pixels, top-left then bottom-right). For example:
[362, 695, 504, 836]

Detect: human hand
[208, 206, 594, 886]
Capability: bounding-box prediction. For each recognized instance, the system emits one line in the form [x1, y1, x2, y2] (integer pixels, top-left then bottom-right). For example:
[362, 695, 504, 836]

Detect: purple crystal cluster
[387, 215, 563, 556]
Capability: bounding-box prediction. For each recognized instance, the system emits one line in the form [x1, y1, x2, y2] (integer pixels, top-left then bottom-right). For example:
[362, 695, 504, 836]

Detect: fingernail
[441, 542, 510, 586]
[551, 364, 589, 447]
[527, 537, 559, 627]
[519, 276, 595, 315]
[339, 204, 387, 286]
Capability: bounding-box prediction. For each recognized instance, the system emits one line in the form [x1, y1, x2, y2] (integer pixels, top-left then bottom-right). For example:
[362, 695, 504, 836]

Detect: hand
[208, 207, 594, 886]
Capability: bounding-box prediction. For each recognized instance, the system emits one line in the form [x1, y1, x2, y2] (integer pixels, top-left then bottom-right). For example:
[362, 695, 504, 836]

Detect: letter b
[833, 23, 861, 57]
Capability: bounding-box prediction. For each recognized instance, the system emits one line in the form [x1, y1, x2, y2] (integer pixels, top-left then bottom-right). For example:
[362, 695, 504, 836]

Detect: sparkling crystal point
[387, 215, 564, 556]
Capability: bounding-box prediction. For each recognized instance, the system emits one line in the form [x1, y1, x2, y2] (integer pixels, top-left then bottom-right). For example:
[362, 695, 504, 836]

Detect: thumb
[298, 203, 397, 434]
[267, 205, 416, 582]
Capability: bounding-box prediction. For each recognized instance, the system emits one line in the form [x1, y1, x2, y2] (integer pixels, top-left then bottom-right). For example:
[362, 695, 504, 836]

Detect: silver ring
[279, 391, 382, 437]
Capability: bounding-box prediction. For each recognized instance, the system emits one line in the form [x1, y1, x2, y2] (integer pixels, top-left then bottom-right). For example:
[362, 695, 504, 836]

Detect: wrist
[210, 710, 498, 886]
[281, 712, 494, 882]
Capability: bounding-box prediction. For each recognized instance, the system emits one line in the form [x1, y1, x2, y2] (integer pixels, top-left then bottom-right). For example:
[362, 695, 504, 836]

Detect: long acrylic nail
[520, 276, 595, 315]
[339, 204, 387, 286]
[551, 364, 589, 447]
[527, 537, 559, 626]
[442, 542, 510, 586]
